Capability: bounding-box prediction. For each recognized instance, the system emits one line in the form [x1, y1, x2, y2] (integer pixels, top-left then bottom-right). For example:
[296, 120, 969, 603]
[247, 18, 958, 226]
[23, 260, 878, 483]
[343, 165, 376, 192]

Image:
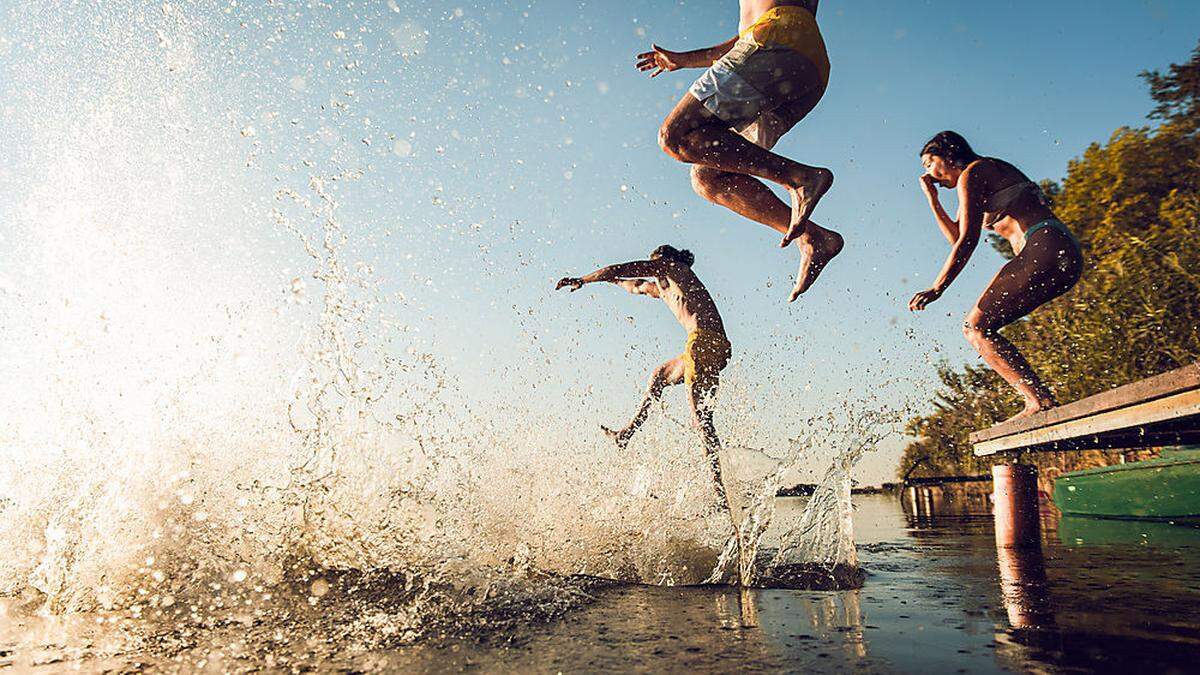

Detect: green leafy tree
[1143, 40, 1200, 132]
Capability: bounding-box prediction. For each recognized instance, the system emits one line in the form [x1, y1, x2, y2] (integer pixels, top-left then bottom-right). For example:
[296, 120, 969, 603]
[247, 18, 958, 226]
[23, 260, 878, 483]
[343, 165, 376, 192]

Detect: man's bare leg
[602, 357, 684, 449]
[692, 166, 843, 300]
[660, 94, 833, 250]
[687, 375, 748, 584]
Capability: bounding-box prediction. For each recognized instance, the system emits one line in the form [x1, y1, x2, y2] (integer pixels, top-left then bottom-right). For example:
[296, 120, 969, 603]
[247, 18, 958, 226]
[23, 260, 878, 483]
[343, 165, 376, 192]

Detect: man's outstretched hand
[556, 277, 584, 292]
[636, 45, 685, 77]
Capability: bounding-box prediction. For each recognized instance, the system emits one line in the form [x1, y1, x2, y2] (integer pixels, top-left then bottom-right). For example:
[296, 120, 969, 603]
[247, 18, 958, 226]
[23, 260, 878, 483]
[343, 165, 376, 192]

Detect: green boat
[1058, 515, 1200, 547]
[1053, 446, 1200, 522]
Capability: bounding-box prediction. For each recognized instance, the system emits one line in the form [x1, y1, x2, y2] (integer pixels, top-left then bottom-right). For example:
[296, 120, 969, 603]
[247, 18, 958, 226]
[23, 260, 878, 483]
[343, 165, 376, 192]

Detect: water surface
[6, 494, 1200, 672]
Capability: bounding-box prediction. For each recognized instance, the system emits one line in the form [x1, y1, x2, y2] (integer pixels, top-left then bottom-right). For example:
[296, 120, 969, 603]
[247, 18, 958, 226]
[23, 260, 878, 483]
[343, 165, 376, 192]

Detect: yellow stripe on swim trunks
[739, 6, 830, 86]
[681, 329, 732, 384]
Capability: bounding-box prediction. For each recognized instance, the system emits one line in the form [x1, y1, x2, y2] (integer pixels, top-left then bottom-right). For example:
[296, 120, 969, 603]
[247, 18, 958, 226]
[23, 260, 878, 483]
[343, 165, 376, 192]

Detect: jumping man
[637, 0, 843, 301]
[556, 245, 743, 530]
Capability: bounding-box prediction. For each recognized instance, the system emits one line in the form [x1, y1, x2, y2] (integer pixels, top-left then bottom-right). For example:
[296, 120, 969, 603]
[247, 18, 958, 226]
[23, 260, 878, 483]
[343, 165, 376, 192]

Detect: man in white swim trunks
[637, 0, 843, 301]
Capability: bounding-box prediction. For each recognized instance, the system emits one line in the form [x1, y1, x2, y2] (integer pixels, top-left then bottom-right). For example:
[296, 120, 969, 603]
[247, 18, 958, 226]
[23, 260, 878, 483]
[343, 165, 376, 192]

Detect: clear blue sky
[1, 0, 1197, 483]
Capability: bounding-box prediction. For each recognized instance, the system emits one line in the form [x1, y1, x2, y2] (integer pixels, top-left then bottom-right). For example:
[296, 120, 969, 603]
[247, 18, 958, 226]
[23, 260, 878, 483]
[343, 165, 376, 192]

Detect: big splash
[0, 0, 897, 656]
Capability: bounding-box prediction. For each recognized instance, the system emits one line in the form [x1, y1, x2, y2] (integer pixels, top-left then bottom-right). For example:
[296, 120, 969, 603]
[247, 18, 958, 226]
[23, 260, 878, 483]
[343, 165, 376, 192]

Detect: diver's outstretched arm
[556, 259, 666, 292]
[611, 279, 662, 297]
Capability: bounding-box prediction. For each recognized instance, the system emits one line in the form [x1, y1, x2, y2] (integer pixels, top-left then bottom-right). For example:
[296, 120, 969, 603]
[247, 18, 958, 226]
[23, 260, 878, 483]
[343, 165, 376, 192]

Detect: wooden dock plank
[970, 362, 1200, 456]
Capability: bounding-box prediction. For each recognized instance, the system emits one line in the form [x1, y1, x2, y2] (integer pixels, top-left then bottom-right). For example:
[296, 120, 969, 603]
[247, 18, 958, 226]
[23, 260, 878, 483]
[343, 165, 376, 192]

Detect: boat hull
[1054, 451, 1200, 520]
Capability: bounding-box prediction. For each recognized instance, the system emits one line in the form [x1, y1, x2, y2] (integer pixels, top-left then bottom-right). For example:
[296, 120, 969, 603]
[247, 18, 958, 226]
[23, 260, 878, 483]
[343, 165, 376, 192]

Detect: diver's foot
[1003, 400, 1054, 424]
[788, 226, 844, 301]
[781, 168, 834, 248]
[601, 425, 630, 450]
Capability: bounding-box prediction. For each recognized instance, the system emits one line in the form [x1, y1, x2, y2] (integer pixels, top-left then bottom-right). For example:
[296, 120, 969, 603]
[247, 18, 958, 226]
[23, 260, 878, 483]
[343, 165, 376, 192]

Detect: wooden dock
[972, 363, 1200, 456]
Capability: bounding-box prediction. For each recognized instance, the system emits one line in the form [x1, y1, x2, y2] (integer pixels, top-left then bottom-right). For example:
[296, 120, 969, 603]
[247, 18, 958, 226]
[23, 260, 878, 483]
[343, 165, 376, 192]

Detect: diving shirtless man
[637, 0, 842, 301]
[556, 245, 737, 511]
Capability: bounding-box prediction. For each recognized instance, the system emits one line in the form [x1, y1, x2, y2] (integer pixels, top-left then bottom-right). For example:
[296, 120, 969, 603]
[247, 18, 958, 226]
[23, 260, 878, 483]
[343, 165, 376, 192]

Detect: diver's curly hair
[650, 244, 695, 267]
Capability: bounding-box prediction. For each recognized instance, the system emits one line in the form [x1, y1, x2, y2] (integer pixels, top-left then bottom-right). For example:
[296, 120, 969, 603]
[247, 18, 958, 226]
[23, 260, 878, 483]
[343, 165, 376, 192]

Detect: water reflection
[796, 591, 867, 659]
[713, 587, 759, 628]
[896, 487, 1200, 673]
[750, 587, 869, 663]
[739, 587, 759, 627]
[994, 545, 1054, 629]
[901, 481, 992, 521]
[1058, 515, 1200, 548]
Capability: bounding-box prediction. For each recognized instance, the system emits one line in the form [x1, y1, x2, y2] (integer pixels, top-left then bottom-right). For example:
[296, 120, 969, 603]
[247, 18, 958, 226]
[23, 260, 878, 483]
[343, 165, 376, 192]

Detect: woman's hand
[636, 45, 686, 77]
[556, 277, 584, 292]
[908, 287, 944, 311]
[920, 174, 940, 202]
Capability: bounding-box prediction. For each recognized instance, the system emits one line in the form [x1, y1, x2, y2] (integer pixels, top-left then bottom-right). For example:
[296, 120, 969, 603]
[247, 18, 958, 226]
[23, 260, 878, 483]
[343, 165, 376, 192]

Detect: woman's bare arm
[921, 174, 960, 244]
[910, 168, 983, 310]
[932, 169, 984, 292]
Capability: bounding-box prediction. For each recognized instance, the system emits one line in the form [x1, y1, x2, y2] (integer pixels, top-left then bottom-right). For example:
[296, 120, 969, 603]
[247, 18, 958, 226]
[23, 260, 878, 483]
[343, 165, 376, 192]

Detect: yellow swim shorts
[680, 329, 732, 385]
[689, 5, 829, 147]
[740, 5, 830, 86]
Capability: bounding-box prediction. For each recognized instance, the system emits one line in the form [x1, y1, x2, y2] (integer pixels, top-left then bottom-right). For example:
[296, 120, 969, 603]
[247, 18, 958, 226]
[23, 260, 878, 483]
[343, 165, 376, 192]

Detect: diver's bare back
[658, 265, 726, 336]
[739, 0, 817, 29]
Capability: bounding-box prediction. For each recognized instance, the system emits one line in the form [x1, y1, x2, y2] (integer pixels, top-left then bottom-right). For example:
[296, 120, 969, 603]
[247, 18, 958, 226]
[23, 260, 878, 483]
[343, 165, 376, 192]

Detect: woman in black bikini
[910, 131, 1084, 421]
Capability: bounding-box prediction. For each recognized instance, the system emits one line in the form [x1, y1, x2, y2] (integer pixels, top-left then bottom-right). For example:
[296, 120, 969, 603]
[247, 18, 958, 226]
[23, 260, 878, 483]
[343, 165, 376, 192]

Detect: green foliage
[897, 363, 1013, 479]
[1143, 40, 1200, 131]
[901, 42, 1200, 479]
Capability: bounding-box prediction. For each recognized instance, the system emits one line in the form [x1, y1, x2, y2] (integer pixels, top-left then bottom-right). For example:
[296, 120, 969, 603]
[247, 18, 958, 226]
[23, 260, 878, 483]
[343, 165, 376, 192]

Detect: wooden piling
[992, 463, 1040, 548]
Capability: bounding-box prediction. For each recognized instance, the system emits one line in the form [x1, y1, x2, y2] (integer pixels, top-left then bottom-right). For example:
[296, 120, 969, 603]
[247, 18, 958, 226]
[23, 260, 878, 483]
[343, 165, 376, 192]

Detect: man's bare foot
[601, 425, 630, 449]
[780, 168, 834, 248]
[789, 226, 844, 301]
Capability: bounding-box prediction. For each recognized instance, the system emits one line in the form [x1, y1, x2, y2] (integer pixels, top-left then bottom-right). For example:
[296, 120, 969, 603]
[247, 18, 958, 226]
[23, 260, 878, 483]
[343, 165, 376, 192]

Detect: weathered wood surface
[971, 362, 1200, 456]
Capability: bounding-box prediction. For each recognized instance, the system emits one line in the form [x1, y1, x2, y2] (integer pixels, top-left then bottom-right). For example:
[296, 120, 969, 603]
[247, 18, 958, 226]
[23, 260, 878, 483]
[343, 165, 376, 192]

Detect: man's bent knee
[652, 363, 681, 388]
[690, 166, 728, 202]
[650, 367, 669, 387]
[658, 121, 695, 162]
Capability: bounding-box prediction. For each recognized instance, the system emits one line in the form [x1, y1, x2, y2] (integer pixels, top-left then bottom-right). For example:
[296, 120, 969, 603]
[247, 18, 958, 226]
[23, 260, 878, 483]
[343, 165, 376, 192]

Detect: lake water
[4, 494, 1200, 672]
